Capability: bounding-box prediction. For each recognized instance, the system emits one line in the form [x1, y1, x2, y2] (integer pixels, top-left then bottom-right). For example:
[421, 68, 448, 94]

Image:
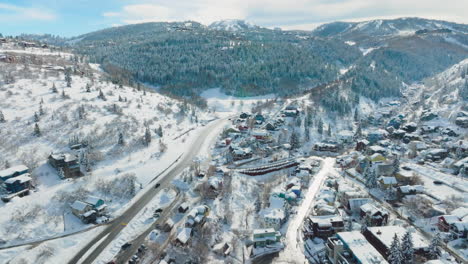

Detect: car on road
[129, 255, 139, 264]
[154, 183, 160, 189]
[155, 208, 163, 213]
[120, 242, 132, 251]
[433, 180, 443, 185]
[153, 212, 160, 218]
[96, 216, 109, 224]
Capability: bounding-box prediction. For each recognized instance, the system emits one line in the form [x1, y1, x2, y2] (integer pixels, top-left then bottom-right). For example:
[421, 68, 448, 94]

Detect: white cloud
[0, 3, 56, 21]
[102, 0, 468, 29]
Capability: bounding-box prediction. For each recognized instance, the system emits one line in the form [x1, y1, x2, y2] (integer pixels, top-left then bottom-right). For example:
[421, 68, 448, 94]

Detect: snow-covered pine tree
[317, 118, 323, 135]
[304, 126, 310, 142]
[290, 130, 300, 149]
[51, 83, 58, 93]
[365, 167, 378, 188]
[4, 160, 10, 169]
[34, 123, 41, 136]
[401, 231, 414, 264]
[393, 156, 400, 175]
[388, 233, 403, 264]
[34, 112, 39, 122]
[327, 124, 332, 137]
[144, 127, 152, 146]
[0, 110, 5, 122]
[118, 132, 124, 145]
[86, 83, 91, 93]
[65, 67, 72, 87]
[39, 104, 44, 115]
[118, 95, 123, 102]
[354, 108, 359, 122]
[355, 123, 362, 138]
[156, 125, 163, 137]
[428, 232, 441, 259]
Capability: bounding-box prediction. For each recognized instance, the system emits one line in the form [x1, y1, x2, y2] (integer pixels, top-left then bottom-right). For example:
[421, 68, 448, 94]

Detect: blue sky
[1, 0, 467, 37]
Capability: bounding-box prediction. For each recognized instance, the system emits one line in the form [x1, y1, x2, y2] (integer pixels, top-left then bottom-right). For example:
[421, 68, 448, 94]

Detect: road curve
[69, 118, 228, 264]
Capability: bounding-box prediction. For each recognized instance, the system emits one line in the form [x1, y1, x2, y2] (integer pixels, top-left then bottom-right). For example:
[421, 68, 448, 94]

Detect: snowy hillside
[208, 19, 258, 31]
[0, 42, 214, 246]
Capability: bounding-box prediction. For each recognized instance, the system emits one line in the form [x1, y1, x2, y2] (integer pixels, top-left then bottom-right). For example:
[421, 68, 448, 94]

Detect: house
[375, 163, 394, 177]
[0, 165, 29, 182]
[307, 215, 344, 238]
[265, 123, 276, 131]
[178, 203, 189, 213]
[378, 176, 398, 189]
[252, 228, 281, 248]
[368, 153, 386, 163]
[254, 113, 265, 124]
[346, 198, 372, 214]
[367, 129, 388, 144]
[175, 227, 192, 245]
[81, 210, 97, 224]
[84, 196, 106, 213]
[163, 218, 175, 232]
[230, 147, 253, 161]
[326, 231, 388, 264]
[438, 215, 462, 232]
[395, 169, 414, 185]
[363, 226, 429, 259]
[360, 203, 389, 226]
[337, 130, 354, 144]
[4, 174, 32, 193]
[367, 146, 387, 155]
[261, 195, 289, 230]
[396, 185, 424, 200]
[424, 149, 449, 162]
[252, 130, 271, 141]
[239, 112, 249, 119]
[70, 201, 92, 217]
[48, 153, 82, 178]
[213, 242, 232, 256]
[356, 140, 370, 152]
[313, 142, 339, 152]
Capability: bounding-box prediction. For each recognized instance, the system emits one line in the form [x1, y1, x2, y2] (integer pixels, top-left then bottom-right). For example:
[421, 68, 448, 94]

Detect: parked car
[154, 183, 160, 189]
[120, 242, 132, 251]
[433, 180, 443, 185]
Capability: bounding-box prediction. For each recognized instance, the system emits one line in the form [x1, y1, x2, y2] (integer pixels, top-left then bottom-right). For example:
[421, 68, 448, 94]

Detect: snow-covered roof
[70, 200, 90, 211]
[0, 165, 28, 178]
[379, 176, 397, 185]
[263, 208, 285, 220]
[176, 227, 192, 244]
[337, 231, 388, 264]
[309, 215, 343, 225]
[337, 130, 354, 137]
[253, 228, 276, 235]
[367, 226, 429, 250]
[269, 195, 286, 209]
[453, 157, 468, 168]
[399, 185, 424, 193]
[82, 210, 96, 217]
[348, 198, 372, 211]
[360, 203, 388, 216]
[451, 207, 468, 219]
[369, 146, 386, 153]
[84, 196, 102, 206]
[50, 153, 77, 162]
[4, 173, 32, 184]
[440, 215, 460, 224]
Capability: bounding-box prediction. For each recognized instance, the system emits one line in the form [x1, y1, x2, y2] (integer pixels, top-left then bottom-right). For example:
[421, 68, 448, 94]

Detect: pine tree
[327, 124, 332, 137]
[34, 112, 39, 122]
[4, 160, 10, 169]
[290, 130, 300, 149]
[144, 127, 152, 146]
[61, 89, 66, 98]
[304, 126, 310, 142]
[365, 167, 378, 188]
[118, 95, 123, 102]
[39, 104, 44, 115]
[34, 123, 41, 136]
[51, 83, 58, 93]
[98, 89, 106, 100]
[0, 110, 5, 122]
[388, 234, 403, 264]
[354, 108, 359, 122]
[65, 67, 72, 87]
[392, 156, 400, 175]
[86, 83, 91, 93]
[428, 232, 441, 259]
[355, 123, 362, 138]
[401, 231, 414, 264]
[156, 125, 163, 137]
[317, 118, 323, 135]
[118, 132, 124, 145]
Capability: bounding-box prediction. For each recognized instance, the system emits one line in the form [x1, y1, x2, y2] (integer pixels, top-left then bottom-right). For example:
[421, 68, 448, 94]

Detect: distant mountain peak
[208, 19, 258, 31]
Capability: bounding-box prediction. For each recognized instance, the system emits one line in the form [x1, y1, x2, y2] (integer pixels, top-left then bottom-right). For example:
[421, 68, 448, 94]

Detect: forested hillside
[25, 18, 468, 106]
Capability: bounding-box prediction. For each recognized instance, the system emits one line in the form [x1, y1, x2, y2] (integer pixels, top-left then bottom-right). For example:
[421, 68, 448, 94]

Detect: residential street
[274, 157, 337, 263]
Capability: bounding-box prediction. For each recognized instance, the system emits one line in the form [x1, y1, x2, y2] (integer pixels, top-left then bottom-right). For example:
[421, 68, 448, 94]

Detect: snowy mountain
[208, 19, 258, 31]
[313, 17, 468, 39]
